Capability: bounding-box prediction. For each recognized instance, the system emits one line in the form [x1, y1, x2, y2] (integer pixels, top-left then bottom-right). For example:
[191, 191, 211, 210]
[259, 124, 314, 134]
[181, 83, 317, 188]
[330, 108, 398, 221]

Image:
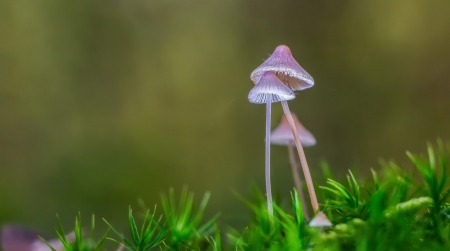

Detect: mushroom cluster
[248, 45, 320, 217]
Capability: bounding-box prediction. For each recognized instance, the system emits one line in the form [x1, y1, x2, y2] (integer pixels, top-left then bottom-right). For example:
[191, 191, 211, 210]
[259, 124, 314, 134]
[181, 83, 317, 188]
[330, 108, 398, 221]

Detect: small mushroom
[271, 114, 316, 147]
[1, 225, 40, 251]
[251, 45, 313, 91]
[309, 212, 332, 227]
[251, 45, 319, 213]
[248, 71, 295, 104]
[271, 114, 316, 219]
[248, 71, 295, 214]
[1, 225, 74, 251]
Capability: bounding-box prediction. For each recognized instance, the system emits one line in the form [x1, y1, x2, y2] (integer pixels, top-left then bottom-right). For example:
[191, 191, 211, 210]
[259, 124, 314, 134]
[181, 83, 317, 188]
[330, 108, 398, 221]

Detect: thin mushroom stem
[265, 94, 274, 215]
[287, 141, 310, 220]
[281, 100, 319, 213]
[116, 243, 124, 251]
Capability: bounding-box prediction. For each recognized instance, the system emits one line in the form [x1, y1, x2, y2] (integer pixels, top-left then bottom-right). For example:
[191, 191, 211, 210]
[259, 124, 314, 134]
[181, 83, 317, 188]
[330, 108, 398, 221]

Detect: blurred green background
[1, 0, 450, 235]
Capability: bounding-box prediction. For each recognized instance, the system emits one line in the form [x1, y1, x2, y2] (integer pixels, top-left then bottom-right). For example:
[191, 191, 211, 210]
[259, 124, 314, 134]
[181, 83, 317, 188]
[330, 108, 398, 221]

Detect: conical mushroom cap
[250, 45, 314, 91]
[309, 212, 332, 227]
[248, 72, 295, 104]
[270, 114, 316, 147]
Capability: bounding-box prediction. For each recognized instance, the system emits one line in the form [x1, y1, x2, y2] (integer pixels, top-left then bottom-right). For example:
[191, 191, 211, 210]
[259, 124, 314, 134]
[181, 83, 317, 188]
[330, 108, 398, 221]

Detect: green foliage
[320, 170, 367, 221]
[103, 206, 166, 251]
[229, 186, 283, 250]
[40, 213, 110, 251]
[207, 225, 223, 251]
[315, 142, 450, 251]
[101, 187, 219, 251]
[160, 186, 220, 250]
[45, 142, 450, 250]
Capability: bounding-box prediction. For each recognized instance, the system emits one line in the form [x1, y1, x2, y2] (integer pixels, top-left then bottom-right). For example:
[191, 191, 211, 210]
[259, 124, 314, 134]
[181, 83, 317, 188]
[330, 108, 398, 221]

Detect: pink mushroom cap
[250, 45, 314, 91]
[270, 114, 316, 147]
[248, 71, 295, 104]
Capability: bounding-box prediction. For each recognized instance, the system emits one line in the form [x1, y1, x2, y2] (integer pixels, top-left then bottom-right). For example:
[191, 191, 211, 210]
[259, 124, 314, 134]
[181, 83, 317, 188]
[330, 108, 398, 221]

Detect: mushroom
[271, 114, 316, 147]
[251, 45, 313, 91]
[248, 71, 295, 214]
[271, 113, 316, 219]
[251, 45, 319, 213]
[1, 225, 74, 251]
[309, 212, 332, 227]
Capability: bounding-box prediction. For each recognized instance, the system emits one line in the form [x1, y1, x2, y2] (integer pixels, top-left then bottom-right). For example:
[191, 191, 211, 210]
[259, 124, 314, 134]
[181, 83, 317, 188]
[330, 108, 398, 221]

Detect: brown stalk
[287, 141, 310, 219]
[281, 100, 319, 213]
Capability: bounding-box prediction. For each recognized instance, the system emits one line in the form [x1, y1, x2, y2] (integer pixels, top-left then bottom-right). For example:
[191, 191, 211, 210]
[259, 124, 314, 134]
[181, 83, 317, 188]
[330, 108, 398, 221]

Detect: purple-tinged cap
[248, 72, 295, 104]
[1, 225, 73, 251]
[1, 225, 39, 251]
[250, 45, 314, 91]
[270, 114, 316, 147]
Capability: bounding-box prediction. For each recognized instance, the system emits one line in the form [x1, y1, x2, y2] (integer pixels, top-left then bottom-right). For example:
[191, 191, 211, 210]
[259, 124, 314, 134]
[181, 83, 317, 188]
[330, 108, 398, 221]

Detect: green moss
[46, 142, 450, 251]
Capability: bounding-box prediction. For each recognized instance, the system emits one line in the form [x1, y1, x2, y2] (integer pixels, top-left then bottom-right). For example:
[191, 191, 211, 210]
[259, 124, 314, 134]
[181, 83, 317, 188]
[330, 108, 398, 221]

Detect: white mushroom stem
[248, 71, 295, 215]
[265, 95, 274, 215]
[281, 100, 319, 213]
[287, 141, 310, 220]
[116, 243, 125, 251]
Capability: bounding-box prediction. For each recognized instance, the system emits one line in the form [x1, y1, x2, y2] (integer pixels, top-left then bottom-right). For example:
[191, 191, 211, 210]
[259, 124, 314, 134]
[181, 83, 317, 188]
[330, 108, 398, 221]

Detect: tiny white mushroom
[248, 71, 295, 215]
[309, 212, 333, 227]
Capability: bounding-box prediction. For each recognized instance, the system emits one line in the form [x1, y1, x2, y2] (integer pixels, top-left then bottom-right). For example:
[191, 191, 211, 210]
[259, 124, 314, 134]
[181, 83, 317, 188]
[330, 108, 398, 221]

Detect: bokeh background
[1, 0, 450, 237]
